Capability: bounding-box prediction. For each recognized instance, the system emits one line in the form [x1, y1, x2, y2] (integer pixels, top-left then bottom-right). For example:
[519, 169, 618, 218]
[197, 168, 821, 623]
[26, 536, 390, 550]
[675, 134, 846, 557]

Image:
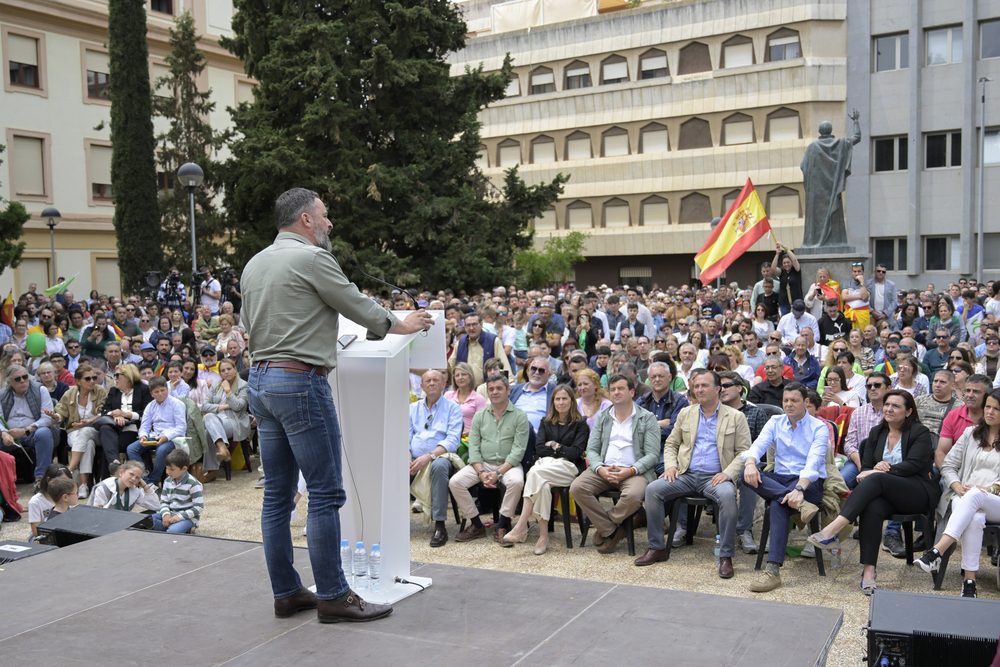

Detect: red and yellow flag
[694, 178, 772, 285]
[0, 291, 12, 328]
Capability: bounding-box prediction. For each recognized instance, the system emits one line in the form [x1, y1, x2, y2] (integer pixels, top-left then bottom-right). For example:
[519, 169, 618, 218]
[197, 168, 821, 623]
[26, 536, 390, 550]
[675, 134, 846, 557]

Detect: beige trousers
[449, 462, 524, 520]
[523, 457, 579, 521]
[569, 467, 648, 539]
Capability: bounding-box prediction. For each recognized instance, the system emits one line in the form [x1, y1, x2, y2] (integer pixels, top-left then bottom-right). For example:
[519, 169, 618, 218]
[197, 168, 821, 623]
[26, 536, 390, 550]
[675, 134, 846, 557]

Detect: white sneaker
[671, 527, 687, 548]
[411, 500, 423, 513]
[739, 530, 758, 554]
[78, 484, 89, 500]
[801, 543, 816, 558]
[302, 525, 307, 536]
[290, 506, 298, 524]
[254, 476, 266, 489]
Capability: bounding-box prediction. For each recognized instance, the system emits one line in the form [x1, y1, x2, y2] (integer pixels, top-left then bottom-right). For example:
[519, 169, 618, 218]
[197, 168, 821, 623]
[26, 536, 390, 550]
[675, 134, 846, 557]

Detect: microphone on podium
[349, 259, 419, 309]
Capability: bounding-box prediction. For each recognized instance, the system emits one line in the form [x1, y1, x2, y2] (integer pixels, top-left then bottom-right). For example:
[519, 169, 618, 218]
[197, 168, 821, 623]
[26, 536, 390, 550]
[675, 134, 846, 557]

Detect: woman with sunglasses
[752, 303, 775, 339]
[948, 360, 974, 397]
[136, 312, 155, 343]
[95, 363, 152, 471]
[891, 356, 927, 397]
[46, 364, 108, 500]
[929, 297, 966, 347]
[975, 336, 1000, 379]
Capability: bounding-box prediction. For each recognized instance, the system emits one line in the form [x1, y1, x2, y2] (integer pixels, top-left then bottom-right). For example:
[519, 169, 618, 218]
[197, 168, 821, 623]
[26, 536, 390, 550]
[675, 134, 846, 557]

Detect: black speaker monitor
[36, 504, 153, 547]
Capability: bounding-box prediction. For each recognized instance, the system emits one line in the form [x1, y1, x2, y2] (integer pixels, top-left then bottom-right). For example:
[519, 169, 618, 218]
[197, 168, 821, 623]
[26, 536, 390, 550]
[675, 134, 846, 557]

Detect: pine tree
[0, 144, 29, 274]
[154, 10, 231, 273]
[221, 0, 567, 291]
[108, 0, 161, 293]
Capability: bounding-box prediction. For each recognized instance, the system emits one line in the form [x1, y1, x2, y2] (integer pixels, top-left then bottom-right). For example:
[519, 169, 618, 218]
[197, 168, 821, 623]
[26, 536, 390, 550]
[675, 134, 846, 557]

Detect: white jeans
[943, 487, 1000, 572]
[68, 427, 100, 475]
[522, 457, 579, 521]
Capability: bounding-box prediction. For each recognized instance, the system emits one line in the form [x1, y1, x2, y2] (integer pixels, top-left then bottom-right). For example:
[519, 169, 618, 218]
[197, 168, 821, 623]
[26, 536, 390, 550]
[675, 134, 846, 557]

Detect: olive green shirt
[241, 232, 398, 369]
[468, 400, 529, 467]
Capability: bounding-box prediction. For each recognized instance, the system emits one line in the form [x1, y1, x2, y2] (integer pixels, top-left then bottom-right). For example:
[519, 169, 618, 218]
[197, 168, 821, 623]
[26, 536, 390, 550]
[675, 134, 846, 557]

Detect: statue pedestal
[793, 248, 871, 290]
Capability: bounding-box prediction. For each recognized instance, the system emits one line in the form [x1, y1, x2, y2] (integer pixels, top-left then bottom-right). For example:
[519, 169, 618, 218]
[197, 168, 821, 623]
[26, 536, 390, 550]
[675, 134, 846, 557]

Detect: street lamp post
[176, 162, 205, 279]
[41, 206, 61, 286]
[978, 77, 992, 286]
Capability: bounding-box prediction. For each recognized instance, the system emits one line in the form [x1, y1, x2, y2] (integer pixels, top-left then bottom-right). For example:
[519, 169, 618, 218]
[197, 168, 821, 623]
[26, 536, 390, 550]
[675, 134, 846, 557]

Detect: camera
[192, 270, 208, 285]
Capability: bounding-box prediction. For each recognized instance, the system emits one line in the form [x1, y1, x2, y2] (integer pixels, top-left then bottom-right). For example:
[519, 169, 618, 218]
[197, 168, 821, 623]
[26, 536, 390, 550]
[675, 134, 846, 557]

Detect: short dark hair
[275, 187, 320, 230]
[148, 376, 169, 391]
[806, 389, 823, 409]
[968, 374, 993, 391]
[596, 345, 611, 357]
[825, 297, 839, 307]
[783, 382, 809, 401]
[690, 368, 720, 387]
[607, 373, 634, 391]
[47, 477, 77, 501]
[165, 449, 190, 469]
[836, 351, 855, 365]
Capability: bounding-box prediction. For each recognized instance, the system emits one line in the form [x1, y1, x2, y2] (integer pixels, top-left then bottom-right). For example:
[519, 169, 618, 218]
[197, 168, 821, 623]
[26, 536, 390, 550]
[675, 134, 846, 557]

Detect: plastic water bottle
[831, 546, 842, 568]
[369, 544, 381, 593]
[340, 539, 353, 586]
[353, 541, 368, 591]
[714, 535, 721, 567]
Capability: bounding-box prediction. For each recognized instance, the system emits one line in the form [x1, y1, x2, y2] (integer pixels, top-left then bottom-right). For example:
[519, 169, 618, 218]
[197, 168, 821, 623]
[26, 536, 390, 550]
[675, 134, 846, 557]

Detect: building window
[873, 237, 907, 271]
[151, 63, 171, 99]
[985, 130, 1000, 165]
[926, 26, 962, 66]
[925, 236, 959, 271]
[475, 145, 489, 169]
[639, 123, 669, 153]
[566, 201, 592, 229]
[565, 132, 592, 160]
[603, 198, 630, 227]
[925, 131, 961, 168]
[766, 187, 800, 218]
[766, 29, 801, 62]
[873, 136, 908, 172]
[6, 33, 39, 88]
[150, 0, 173, 14]
[677, 42, 711, 75]
[679, 192, 712, 224]
[533, 208, 557, 231]
[722, 113, 754, 146]
[620, 266, 652, 292]
[530, 68, 554, 95]
[983, 234, 1000, 269]
[85, 50, 110, 100]
[87, 141, 113, 204]
[505, 75, 520, 97]
[721, 190, 741, 217]
[766, 108, 800, 141]
[497, 139, 521, 167]
[565, 61, 591, 89]
[983, 20, 1000, 59]
[677, 118, 712, 150]
[236, 80, 256, 105]
[157, 171, 175, 193]
[639, 49, 668, 79]
[721, 35, 754, 69]
[874, 33, 908, 72]
[602, 127, 629, 157]
[9, 134, 47, 198]
[601, 56, 628, 85]
[530, 135, 556, 164]
[641, 196, 670, 226]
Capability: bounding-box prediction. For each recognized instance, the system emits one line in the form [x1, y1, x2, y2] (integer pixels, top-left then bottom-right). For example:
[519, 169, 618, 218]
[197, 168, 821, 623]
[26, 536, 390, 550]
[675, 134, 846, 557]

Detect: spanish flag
[694, 179, 772, 285]
[0, 290, 12, 328]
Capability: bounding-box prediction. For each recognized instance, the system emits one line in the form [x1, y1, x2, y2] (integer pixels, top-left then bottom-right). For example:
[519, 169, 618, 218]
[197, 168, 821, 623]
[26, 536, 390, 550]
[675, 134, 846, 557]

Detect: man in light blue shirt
[510, 357, 554, 430]
[741, 381, 828, 592]
[408, 369, 463, 547]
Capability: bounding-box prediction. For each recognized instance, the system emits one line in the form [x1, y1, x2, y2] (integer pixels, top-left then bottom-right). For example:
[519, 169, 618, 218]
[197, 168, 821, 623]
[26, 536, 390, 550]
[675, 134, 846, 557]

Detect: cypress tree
[222, 0, 566, 291]
[108, 0, 161, 292]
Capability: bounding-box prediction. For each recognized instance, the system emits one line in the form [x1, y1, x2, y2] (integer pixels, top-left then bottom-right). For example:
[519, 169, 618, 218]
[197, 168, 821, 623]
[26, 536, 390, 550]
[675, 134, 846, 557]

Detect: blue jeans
[0, 427, 54, 479]
[248, 366, 349, 601]
[153, 514, 194, 533]
[126, 439, 175, 485]
[841, 461, 860, 489]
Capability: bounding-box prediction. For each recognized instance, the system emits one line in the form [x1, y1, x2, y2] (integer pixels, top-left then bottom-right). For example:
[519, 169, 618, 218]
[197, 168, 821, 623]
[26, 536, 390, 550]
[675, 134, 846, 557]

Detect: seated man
[636, 369, 751, 577]
[740, 382, 828, 592]
[126, 376, 188, 486]
[409, 369, 463, 547]
[193, 305, 222, 343]
[509, 356, 554, 431]
[635, 361, 688, 477]
[0, 365, 55, 484]
[747, 356, 789, 407]
[449, 373, 528, 543]
[569, 373, 660, 554]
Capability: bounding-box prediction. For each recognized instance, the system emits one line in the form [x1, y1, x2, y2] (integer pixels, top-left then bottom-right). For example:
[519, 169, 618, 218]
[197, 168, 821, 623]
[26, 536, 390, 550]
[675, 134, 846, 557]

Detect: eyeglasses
[949, 355, 964, 361]
[935, 335, 948, 339]
[876, 270, 886, 274]
[988, 340, 1000, 345]
[832, 347, 847, 353]
[140, 319, 150, 323]
[528, 366, 547, 374]
[202, 351, 216, 357]
[720, 382, 738, 389]
[766, 351, 781, 357]
[866, 382, 884, 389]
[82, 375, 96, 382]
[10, 375, 28, 382]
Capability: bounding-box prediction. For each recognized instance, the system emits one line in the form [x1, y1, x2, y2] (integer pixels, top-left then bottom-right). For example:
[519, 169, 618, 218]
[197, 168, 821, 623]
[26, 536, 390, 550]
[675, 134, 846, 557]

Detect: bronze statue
[800, 110, 861, 248]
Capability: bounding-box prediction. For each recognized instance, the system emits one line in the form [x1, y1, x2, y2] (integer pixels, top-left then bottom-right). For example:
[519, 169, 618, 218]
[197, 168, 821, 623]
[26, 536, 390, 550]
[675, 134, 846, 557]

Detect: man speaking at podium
[242, 188, 432, 623]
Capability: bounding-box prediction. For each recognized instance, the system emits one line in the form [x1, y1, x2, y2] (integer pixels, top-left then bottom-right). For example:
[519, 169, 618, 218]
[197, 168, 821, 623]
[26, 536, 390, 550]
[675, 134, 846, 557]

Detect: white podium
[324, 310, 445, 604]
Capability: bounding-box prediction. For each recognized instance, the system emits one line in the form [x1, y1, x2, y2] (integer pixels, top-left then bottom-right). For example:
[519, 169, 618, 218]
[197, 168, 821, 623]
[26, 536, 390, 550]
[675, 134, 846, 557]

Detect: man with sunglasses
[0, 365, 55, 485]
[66, 340, 84, 373]
[864, 263, 896, 323]
[752, 342, 793, 386]
[718, 371, 768, 553]
[510, 357, 555, 431]
[924, 328, 954, 375]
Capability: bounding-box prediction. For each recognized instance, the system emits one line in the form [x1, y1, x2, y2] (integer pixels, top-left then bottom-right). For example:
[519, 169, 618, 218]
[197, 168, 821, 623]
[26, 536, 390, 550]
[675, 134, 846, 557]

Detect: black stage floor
[0, 531, 841, 666]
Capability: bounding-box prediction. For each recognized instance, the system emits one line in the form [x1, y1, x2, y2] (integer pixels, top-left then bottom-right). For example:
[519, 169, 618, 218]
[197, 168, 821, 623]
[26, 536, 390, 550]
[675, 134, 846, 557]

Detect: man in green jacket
[570, 373, 661, 554]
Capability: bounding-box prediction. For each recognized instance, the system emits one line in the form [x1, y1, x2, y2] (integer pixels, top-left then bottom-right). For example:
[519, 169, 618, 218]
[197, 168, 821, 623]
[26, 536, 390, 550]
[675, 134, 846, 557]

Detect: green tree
[515, 231, 589, 289]
[108, 0, 161, 293]
[221, 0, 567, 291]
[154, 10, 231, 273]
[0, 144, 29, 275]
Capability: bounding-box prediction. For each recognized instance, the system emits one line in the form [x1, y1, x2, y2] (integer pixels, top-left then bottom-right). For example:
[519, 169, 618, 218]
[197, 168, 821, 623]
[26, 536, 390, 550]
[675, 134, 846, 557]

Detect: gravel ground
[7, 464, 997, 667]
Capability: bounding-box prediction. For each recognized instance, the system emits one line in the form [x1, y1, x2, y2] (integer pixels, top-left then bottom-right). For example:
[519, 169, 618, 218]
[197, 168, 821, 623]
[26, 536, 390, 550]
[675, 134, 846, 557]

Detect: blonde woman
[445, 361, 487, 434]
[575, 368, 612, 429]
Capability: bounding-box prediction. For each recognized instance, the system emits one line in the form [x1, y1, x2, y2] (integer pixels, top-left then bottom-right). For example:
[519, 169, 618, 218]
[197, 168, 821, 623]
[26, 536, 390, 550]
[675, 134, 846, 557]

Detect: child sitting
[45, 476, 79, 519]
[91, 460, 160, 512]
[125, 376, 187, 487]
[153, 449, 203, 534]
[28, 463, 72, 540]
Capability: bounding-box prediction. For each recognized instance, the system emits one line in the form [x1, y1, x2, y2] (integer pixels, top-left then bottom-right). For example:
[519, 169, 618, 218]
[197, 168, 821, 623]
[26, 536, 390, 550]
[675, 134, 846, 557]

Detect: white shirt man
[776, 300, 819, 346]
[199, 268, 223, 314]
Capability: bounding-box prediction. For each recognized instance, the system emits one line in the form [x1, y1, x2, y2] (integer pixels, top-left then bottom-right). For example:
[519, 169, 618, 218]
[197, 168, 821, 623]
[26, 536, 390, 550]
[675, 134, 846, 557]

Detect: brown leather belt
[252, 360, 329, 376]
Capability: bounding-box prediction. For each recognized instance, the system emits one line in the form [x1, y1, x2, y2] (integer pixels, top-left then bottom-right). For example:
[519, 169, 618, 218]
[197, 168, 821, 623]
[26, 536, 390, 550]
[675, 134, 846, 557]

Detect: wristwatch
[794, 485, 805, 493]
[430, 453, 439, 461]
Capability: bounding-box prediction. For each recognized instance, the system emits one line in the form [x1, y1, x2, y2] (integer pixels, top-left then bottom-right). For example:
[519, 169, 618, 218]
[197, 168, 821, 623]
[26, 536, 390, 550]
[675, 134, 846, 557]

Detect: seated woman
[820, 365, 862, 408]
[444, 362, 487, 435]
[35, 361, 69, 404]
[807, 390, 939, 595]
[891, 356, 928, 397]
[201, 358, 250, 464]
[96, 363, 152, 470]
[214, 314, 243, 354]
[502, 384, 588, 554]
[816, 338, 851, 392]
[723, 344, 755, 384]
[575, 368, 611, 429]
[91, 459, 160, 512]
[916, 389, 1000, 598]
[948, 360, 973, 397]
[46, 364, 107, 500]
[181, 357, 209, 406]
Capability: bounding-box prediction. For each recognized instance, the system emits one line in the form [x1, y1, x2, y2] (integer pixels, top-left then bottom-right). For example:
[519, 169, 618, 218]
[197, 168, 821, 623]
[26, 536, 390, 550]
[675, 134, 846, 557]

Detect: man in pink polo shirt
[936, 374, 991, 470]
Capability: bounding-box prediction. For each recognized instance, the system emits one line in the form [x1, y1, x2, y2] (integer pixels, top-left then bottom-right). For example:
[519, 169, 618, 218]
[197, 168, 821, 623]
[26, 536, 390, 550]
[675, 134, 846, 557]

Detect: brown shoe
[591, 529, 607, 548]
[495, 528, 514, 547]
[429, 526, 448, 548]
[632, 512, 647, 529]
[455, 525, 486, 542]
[634, 547, 671, 566]
[317, 591, 393, 623]
[596, 525, 625, 554]
[718, 556, 734, 579]
[798, 501, 820, 525]
[274, 587, 318, 618]
[202, 470, 218, 484]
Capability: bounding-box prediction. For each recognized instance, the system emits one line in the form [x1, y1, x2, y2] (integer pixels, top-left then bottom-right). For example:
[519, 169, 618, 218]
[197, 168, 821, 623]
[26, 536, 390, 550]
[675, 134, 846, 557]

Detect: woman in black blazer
[96, 363, 153, 470]
[807, 389, 940, 594]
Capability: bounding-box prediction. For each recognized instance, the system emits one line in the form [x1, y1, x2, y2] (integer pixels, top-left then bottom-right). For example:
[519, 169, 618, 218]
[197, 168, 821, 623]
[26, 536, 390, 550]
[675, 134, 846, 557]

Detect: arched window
[721, 189, 742, 217]
[505, 75, 520, 97]
[602, 127, 630, 157]
[679, 192, 712, 224]
[640, 49, 669, 79]
[678, 118, 712, 150]
[641, 195, 670, 226]
[533, 208, 557, 230]
[530, 67, 555, 94]
[600, 55, 629, 85]
[530, 135, 556, 163]
[565, 131, 593, 160]
[475, 145, 489, 169]
[677, 42, 711, 75]
[603, 198, 630, 227]
[640, 123, 669, 153]
[722, 113, 755, 146]
[566, 200, 593, 229]
[564, 60, 591, 89]
[766, 108, 801, 141]
[497, 138, 521, 167]
[766, 28, 801, 62]
[721, 35, 755, 68]
[767, 186, 801, 218]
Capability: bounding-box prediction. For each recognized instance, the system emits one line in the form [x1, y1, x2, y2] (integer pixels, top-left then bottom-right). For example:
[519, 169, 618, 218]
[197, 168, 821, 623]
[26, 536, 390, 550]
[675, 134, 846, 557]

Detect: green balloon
[26, 332, 47, 357]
